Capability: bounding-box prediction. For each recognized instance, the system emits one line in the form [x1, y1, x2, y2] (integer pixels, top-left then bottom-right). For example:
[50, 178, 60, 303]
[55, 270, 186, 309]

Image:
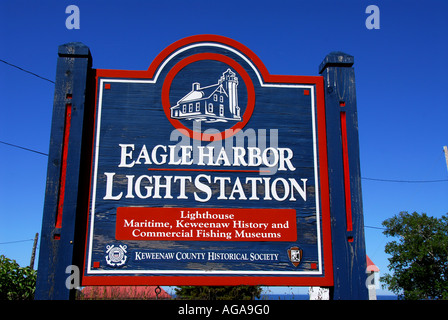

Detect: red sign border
[161, 52, 256, 141]
[82, 34, 333, 287]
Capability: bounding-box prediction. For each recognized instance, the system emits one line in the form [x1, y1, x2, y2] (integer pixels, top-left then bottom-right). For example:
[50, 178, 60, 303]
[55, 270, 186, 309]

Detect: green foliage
[380, 212, 448, 300]
[0, 255, 36, 300]
[175, 285, 262, 300]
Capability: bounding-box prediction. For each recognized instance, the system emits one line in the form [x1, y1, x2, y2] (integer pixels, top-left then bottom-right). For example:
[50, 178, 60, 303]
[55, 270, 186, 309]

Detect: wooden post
[35, 43, 93, 300]
[319, 52, 369, 299]
[29, 233, 39, 269]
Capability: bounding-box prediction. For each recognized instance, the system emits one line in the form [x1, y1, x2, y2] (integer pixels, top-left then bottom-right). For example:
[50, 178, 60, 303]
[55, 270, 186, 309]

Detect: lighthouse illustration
[170, 69, 242, 123]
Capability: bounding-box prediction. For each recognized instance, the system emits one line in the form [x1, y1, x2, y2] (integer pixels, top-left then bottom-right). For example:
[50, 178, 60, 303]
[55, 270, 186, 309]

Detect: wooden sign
[81, 35, 332, 286]
[36, 36, 369, 300]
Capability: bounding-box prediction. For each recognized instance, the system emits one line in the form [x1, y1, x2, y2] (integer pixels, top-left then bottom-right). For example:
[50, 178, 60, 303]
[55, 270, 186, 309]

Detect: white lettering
[151, 145, 167, 165]
[118, 144, 135, 167]
[103, 172, 123, 200]
[278, 148, 295, 171]
[194, 174, 212, 202]
[135, 145, 151, 165]
[174, 176, 191, 199]
[153, 175, 173, 199]
[134, 175, 153, 199]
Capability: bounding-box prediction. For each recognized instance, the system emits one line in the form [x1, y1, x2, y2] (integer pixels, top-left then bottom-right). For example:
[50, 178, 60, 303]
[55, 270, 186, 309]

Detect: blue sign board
[81, 35, 333, 286]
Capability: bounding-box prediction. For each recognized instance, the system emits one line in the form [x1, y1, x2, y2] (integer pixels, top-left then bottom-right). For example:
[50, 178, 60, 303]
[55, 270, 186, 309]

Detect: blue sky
[1, 0, 447, 297]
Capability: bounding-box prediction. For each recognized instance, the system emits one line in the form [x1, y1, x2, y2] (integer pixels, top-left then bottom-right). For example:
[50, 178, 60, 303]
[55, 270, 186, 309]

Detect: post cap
[319, 51, 354, 74]
[58, 42, 91, 57]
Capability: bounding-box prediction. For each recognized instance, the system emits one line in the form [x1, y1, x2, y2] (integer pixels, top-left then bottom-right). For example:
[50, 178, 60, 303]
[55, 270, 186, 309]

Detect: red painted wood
[55, 104, 72, 229]
[340, 111, 353, 233]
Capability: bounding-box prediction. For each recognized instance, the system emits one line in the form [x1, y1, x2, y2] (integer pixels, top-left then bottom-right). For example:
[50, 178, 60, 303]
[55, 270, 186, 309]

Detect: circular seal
[105, 244, 127, 267]
[161, 53, 255, 141]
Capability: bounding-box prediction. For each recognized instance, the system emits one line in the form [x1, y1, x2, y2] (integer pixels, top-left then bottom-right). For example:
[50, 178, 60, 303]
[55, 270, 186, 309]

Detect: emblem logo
[170, 69, 242, 123]
[287, 246, 303, 267]
[161, 53, 255, 141]
[105, 244, 127, 267]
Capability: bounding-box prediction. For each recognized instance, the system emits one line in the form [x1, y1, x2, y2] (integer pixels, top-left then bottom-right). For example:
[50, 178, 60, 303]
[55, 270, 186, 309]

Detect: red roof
[81, 286, 171, 300]
[366, 255, 379, 272]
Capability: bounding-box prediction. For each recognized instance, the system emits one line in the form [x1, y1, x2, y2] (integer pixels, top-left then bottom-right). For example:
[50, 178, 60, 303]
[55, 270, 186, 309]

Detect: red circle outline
[161, 53, 255, 141]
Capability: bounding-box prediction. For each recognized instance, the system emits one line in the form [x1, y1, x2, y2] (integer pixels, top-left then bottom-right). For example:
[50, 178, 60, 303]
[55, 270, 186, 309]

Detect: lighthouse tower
[219, 69, 240, 119]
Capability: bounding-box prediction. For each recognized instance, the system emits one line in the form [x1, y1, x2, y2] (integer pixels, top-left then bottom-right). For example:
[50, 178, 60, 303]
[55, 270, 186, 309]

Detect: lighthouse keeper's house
[170, 69, 242, 123]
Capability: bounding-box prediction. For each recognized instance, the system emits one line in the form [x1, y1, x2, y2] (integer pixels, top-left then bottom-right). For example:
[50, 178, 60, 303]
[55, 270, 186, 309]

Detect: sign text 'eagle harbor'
[103, 141, 307, 202]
